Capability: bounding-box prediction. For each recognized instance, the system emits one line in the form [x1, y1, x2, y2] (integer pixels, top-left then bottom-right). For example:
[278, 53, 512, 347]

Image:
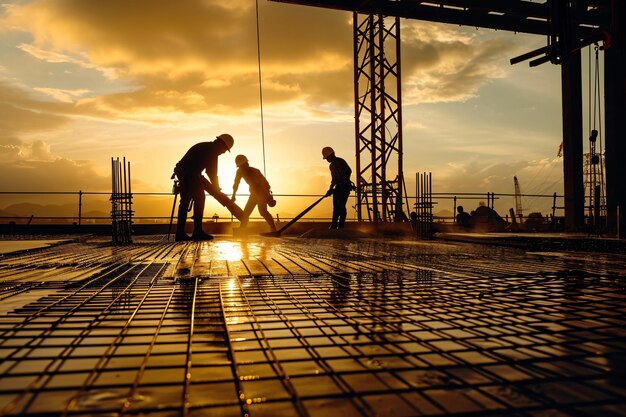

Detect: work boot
[191, 217, 213, 241]
[338, 215, 346, 229]
[175, 233, 191, 242]
[191, 230, 214, 241]
[175, 222, 190, 241]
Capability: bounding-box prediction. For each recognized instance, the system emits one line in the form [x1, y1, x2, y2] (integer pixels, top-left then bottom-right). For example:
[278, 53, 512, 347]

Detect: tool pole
[168, 192, 178, 241]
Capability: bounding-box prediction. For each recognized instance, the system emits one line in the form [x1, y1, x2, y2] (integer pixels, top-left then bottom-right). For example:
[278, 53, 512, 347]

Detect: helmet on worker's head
[216, 133, 234, 152]
[322, 146, 334, 160]
[235, 154, 248, 167]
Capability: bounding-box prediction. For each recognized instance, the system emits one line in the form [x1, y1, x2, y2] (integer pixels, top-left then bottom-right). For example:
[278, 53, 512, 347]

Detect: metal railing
[0, 190, 565, 225]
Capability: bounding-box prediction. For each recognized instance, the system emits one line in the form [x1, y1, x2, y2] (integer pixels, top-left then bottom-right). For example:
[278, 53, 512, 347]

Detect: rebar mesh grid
[0, 236, 624, 416]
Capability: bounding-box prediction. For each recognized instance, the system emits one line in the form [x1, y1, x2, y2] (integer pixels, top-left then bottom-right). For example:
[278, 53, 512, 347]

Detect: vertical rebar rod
[128, 160, 132, 227]
[429, 172, 433, 237]
[123, 157, 128, 226]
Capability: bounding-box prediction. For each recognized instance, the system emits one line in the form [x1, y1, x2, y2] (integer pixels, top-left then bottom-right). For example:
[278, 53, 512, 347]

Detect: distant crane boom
[514, 176, 523, 218]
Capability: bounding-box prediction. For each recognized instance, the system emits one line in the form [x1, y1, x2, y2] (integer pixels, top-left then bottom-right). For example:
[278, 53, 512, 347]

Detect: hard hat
[216, 133, 234, 151]
[322, 146, 334, 159]
[235, 154, 248, 167]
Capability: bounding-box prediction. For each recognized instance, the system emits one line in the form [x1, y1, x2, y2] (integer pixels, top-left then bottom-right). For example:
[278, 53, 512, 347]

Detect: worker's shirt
[177, 141, 221, 186]
[233, 165, 270, 195]
[329, 157, 352, 188]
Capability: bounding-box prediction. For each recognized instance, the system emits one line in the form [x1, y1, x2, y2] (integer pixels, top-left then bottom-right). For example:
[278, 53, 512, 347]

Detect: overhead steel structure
[270, 0, 624, 237]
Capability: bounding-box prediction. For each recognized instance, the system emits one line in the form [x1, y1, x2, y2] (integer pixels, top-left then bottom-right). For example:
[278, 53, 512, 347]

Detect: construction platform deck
[0, 235, 624, 417]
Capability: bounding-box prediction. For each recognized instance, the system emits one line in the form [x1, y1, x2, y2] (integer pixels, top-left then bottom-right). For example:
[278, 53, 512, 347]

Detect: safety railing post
[78, 190, 83, 226]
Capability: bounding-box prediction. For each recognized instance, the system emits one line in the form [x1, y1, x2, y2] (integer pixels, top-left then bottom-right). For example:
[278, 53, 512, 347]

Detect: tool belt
[170, 165, 185, 215]
[171, 165, 184, 180]
[171, 179, 181, 195]
[171, 165, 185, 195]
[268, 191, 276, 207]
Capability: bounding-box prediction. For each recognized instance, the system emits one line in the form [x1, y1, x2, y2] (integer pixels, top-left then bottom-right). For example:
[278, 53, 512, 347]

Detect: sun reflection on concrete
[211, 240, 245, 261]
[225, 276, 240, 326]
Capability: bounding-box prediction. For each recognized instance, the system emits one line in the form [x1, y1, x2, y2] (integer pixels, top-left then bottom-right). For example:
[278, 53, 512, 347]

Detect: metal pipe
[78, 190, 82, 226]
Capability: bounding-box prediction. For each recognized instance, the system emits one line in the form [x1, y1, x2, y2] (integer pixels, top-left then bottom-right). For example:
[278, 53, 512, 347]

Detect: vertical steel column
[561, 51, 584, 231]
[605, 0, 626, 238]
[354, 13, 403, 222]
[370, 14, 379, 221]
[395, 19, 405, 222]
[377, 17, 386, 221]
[353, 12, 362, 221]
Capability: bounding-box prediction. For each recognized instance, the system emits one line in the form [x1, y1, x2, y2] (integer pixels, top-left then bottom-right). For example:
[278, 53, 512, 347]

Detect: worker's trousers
[176, 175, 205, 236]
[331, 185, 351, 229]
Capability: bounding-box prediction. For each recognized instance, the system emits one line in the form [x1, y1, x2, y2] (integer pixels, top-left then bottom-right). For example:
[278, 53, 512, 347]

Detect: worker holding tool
[231, 155, 277, 233]
[172, 133, 244, 241]
[322, 146, 353, 229]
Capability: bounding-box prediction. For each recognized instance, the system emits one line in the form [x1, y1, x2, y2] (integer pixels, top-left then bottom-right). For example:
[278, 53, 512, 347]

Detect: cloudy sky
[1, 0, 598, 218]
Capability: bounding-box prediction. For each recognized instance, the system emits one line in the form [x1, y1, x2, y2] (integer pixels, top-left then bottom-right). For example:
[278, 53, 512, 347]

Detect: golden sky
[1, 0, 599, 217]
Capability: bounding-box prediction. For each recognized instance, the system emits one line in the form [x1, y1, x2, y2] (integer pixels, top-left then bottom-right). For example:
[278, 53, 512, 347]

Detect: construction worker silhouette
[172, 134, 244, 241]
[322, 146, 352, 229]
[231, 155, 277, 232]
[456, 205, 471, 228]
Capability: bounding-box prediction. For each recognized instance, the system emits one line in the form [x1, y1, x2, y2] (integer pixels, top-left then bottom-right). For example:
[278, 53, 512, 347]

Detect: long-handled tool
[167, 180, 180, 241]
[260, 195, 327, 237]
[200, 177, 245, 220]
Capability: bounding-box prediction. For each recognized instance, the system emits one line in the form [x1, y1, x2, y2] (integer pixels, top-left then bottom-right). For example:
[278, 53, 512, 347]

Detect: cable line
[255, 0, 267, 177]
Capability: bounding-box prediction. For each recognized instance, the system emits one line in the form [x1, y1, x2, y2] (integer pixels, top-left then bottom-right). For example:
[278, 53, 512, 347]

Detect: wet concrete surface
[0, 235, 624, 416]
[0, 240, 70, 255]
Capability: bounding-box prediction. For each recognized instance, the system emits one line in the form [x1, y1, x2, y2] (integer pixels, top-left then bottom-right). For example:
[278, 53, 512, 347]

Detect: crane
[514, 176, 523, 220]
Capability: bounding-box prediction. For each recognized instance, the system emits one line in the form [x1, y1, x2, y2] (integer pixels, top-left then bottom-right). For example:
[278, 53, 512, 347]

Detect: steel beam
[604, 0, 626, 238]
[269, 0, 603, 36]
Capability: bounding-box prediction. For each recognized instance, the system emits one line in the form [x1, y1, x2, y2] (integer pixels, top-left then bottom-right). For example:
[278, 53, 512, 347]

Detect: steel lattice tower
[354, 13, 404, 222]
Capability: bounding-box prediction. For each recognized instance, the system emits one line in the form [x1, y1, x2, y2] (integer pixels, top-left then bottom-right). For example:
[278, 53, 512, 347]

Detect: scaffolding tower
[354, 13, 404, 222]
[583, 129, 606, 226]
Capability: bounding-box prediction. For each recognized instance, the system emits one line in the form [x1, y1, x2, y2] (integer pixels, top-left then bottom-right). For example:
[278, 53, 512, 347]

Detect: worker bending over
[231, 155, 277, 232]
[322, 146, 353, 229]
[172, 133, 244, 241]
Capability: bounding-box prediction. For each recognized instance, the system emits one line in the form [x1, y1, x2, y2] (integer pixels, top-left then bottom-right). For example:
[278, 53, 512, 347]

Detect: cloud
[0, 1, 540, 200]
[0, 81, 70, 138]
[33, 87, 91, 103]
[427, 157, 564, 215]
[2, 0, 352, 117]
[0, 139, 54, 162]
[0, 137, 110, 191]
[17, 43, 119, 80]
[2, 1, 519, 121]
[402, 22, 516, 103]
[437, 158, 562, 192]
